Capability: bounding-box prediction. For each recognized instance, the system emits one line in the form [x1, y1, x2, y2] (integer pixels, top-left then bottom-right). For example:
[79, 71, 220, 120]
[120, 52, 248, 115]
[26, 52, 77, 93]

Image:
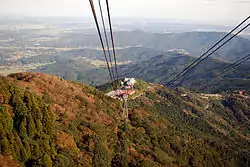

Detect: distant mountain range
[33, 49, 250, 93]
[2, 30, 245, 92]
[27, 30, 250, 63]
[57, 30, 250, 62]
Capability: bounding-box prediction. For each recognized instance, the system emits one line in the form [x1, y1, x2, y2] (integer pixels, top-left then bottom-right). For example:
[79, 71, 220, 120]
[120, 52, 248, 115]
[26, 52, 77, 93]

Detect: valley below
[1, 18, 250, 93]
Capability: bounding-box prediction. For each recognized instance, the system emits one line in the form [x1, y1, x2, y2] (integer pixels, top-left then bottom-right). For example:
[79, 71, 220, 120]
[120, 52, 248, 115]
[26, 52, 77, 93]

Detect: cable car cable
[98, 0, 115, 81]
[88, 0, 115, 87]
[106, 0, 119, 84]
[202, 54, 250, 84]
[165, 16, 250, 86]
[167, 22, 250, 87]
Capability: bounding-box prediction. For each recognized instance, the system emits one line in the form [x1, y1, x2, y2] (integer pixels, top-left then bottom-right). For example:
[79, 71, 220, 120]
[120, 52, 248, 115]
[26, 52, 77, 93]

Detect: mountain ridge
[0, 72, 249, 166]
[65, 30, 250, 62]
[53, 51, 250, 92]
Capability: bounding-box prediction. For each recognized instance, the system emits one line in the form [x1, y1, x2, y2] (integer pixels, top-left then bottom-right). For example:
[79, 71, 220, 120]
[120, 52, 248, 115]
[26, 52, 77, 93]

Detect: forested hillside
[51, 51, 250, 92]
[118, 52, 250, 92]
[0, 72, 249, 166]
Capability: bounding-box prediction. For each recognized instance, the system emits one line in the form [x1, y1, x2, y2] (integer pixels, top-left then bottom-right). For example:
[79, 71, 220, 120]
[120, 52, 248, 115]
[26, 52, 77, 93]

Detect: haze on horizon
[0, 0, 250, 26]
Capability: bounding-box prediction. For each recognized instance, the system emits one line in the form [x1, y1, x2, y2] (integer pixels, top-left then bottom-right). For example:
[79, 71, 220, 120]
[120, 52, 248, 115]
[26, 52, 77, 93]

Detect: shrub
[93, 142, 110, 167]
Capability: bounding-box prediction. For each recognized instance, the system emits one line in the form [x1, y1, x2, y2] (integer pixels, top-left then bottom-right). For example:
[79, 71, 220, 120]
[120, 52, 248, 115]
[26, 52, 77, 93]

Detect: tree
[19, 117, 28, 139]
[27, 114, 36, 138]
[36, 120, 43, 135]
[31, 142, 42, 161]
[0, 136, 11, 155]
[23, 140, 31, 158]
[43, 153, 53, 167]
[0, 106, 13, 133]
[54, 154, 70, 167]
[42, 107, 54, 135]
[93, 142, 110, 167]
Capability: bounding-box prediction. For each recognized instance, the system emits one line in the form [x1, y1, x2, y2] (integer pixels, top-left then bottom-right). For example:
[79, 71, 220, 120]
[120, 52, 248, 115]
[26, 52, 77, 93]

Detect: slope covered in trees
[0, 72, 249, 166]
[60, 51, 250, 92]
[118, 52, 250, 92]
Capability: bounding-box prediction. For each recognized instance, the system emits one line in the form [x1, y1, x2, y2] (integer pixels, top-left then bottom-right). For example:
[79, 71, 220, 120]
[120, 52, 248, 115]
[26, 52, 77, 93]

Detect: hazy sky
[1, 0, 250, 25]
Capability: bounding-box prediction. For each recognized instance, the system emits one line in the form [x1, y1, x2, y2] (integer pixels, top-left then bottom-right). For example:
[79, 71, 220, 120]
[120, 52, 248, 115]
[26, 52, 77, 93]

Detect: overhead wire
[102, 1, 127, 161]
[165, 16, 250, 87]
[167, 26, 250, 86]
[106, 0, 119, 84]
[97, 0, 115, 80]
[88, 0, 115, 87]
[168, 22, 250, 86]
[201, 54, 250, 85]
[165, 16, 250, 86]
